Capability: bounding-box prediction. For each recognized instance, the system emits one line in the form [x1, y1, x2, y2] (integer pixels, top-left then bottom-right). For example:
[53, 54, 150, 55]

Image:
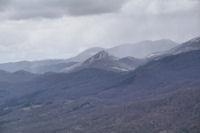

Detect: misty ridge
[0, 0, 200, 133]
[0, 39, 178, 73]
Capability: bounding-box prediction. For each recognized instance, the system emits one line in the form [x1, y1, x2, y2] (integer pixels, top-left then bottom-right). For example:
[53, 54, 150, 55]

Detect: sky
[0, 0, 199, 63]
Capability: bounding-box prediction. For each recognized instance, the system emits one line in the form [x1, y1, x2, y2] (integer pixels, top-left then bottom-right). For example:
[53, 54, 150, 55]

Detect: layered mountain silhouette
[0, 39, 177, 73]
[0, 37, 199, 133]
[0, 47, 103, 73]
[63, 50, 146, 72]
[0, 70, 38, 83]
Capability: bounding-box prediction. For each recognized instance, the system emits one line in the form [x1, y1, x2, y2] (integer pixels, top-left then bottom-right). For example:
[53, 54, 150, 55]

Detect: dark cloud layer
[0, 0, 10, 10]
[0, 0, 128, 19]
[61, 0, 128, 16]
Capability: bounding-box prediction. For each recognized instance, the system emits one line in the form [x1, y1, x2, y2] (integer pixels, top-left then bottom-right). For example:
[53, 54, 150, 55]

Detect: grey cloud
[58, 0, 128, 16]
[0, 0, 10, 11]
[0, 0, 128, 19]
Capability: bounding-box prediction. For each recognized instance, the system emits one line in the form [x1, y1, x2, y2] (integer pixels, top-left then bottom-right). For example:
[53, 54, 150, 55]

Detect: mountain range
[0, 36, 199, 133]
[0, 39, 178, 73]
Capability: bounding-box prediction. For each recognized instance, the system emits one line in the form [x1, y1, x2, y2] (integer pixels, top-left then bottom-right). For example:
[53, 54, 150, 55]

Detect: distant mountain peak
[83, 50, 118, 64]
[92, 50, 110, 59]
[63, 50, 142, 72]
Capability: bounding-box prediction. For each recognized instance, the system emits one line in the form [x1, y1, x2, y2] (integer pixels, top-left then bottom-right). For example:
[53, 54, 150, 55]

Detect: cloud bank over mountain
[0, 0, 199, 62]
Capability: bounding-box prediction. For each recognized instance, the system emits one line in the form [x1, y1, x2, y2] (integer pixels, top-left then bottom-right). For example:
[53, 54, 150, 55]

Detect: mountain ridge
[0, 39, 178, 73]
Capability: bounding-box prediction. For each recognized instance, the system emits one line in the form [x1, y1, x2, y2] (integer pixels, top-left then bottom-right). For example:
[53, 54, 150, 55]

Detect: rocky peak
[83, 50, 118, 64]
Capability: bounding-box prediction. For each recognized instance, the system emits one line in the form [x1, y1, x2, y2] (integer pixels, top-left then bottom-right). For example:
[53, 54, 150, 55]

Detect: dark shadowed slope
[78, 86, 200, 133]
[0, 70, 38, 83]
[99, 50, 200, 102]
[0, 49, 199, 133]
[0, 68, 124, 107]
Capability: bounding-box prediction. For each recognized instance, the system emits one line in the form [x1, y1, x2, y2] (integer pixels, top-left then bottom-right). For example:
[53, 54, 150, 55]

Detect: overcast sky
[0, 0, 199, 63]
